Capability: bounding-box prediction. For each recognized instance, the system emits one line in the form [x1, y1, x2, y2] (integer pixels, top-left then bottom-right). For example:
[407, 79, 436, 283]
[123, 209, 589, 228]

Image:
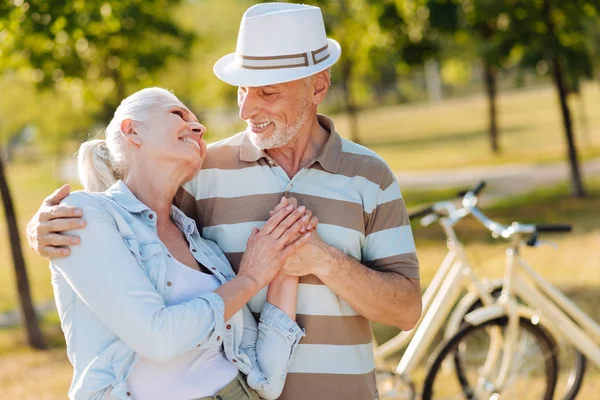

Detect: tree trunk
[0, 151, 46, 349]
[483, 61, 500, 154]
[340, 59, 360, 144]
[549, 57, 586, 197]
[542, 0, 586, 197]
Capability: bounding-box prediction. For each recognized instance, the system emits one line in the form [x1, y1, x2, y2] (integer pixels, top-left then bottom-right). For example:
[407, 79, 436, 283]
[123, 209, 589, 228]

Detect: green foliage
[0, 74, 92, 151]
[509, 0, 598, 92]
[0, 0, 195, 124]
[422, 0, 600, 89]
[158, 0, 253, 113]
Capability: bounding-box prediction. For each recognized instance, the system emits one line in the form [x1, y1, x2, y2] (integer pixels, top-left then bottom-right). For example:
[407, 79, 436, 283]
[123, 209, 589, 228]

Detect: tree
[292, 0, 394, 145]
[507, 0, 596, 197]
[0, 76, 49, 350]
[424, 0, 595, 195]
[0, 0, 196, 349]
[424, 0, 520, 154]
[1, 0, 195, 123]
[0, 154, 46, 349]
[0, 74, 46, 349]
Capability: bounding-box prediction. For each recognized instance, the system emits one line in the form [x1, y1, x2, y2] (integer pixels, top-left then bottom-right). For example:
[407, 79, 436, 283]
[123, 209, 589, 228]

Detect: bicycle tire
[423, 316, 558, 400]
[461, 288, 587, 400]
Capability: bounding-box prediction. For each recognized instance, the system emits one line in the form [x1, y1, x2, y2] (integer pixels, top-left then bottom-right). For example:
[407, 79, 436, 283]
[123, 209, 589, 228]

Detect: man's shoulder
[339, 137, 388, 167]
[338, 137, 396, 188]
[203, 131, 246, 169]
[206, 131, 246, 152]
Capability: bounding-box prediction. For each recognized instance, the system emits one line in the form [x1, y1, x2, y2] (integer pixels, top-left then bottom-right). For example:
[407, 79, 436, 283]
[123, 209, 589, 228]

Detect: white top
[127, 259, 239, 400]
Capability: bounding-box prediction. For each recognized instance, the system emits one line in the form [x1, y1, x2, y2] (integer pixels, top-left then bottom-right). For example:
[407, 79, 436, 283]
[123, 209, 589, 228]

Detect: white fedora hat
[213, 3, 341, 87]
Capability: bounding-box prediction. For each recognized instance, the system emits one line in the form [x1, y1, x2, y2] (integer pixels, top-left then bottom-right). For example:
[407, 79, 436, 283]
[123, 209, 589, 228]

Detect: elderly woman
[50, 87, 316, 400]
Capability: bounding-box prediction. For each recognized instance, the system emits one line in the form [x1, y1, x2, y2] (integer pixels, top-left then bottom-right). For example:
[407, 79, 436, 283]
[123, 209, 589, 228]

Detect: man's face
[238, 78, 313, 149]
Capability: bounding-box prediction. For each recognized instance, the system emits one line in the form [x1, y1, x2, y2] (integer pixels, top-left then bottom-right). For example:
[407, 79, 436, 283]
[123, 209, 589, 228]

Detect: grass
[1, 83, 600, 398]
[332, 84, 600, 171]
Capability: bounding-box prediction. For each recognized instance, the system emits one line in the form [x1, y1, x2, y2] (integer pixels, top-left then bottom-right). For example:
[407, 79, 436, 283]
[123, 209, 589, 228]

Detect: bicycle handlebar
[408, 180, 572, 240]
[409, 206, 435, 220]
[535, 224, 572, 233]
[456, 180, 487, 197]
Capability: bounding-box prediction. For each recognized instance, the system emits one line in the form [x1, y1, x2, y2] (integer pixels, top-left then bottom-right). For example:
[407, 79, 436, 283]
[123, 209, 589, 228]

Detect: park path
[2, 157, 599, 328]
[396, 157, 600, 202]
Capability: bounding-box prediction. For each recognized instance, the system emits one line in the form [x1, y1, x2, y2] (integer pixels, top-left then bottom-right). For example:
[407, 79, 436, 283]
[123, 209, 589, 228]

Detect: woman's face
[134, 96, 207, 182]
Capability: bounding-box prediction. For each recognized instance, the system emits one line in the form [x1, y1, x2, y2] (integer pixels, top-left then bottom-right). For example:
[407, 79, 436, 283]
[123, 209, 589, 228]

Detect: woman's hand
[237, 200, 312, 289]
[269, 197, 318, 233]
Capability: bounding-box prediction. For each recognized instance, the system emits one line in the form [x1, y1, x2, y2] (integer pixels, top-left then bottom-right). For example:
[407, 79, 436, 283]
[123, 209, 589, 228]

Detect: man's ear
[312, 70, 330, 105]
[120, 119, 142, 146]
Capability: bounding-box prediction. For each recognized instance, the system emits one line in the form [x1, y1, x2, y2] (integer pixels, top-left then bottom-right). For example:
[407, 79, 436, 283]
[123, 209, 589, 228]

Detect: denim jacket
[50, 181, 304, 400]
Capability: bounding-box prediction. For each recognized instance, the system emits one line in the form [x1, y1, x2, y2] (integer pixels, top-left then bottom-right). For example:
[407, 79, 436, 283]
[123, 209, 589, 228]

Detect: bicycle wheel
[460, 288, 587, 400]
[423, 316, 558, 400]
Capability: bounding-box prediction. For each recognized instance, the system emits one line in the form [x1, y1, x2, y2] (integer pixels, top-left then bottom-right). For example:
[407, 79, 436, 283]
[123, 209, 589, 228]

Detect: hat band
[237, 44, 330, 70]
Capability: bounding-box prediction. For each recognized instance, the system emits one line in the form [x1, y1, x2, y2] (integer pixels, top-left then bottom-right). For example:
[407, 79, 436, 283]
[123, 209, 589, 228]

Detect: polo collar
[312, 114, 342, 173]
[238, 114, 342, 173]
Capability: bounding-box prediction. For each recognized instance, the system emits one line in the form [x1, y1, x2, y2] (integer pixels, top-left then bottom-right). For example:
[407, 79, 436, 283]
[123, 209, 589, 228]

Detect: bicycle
[374, 183, 585, 399]
[374, 183, 512, 399]
[422, 190, 599, 399]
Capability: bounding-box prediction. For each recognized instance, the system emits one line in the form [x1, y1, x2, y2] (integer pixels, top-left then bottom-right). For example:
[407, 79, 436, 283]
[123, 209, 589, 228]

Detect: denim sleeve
[242, 302, 304, 399]
[51, 193, 226, 362]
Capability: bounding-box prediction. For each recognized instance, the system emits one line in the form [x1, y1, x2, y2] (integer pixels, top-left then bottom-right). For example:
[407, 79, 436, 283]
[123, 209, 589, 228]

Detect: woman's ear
[120, 119, 142, 146]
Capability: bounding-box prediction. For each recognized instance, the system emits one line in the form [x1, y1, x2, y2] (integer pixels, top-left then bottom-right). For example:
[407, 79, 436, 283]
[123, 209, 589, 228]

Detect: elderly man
[27, 3, 421, 399]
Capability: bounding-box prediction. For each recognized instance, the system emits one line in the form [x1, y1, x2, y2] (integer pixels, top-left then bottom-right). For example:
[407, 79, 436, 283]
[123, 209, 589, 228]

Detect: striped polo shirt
[175, 115, 419, 400]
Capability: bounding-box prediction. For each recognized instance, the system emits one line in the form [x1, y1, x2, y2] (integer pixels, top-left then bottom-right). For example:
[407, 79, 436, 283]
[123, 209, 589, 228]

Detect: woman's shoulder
[62, 191, 109, 208]
[62, 191, 120, 221]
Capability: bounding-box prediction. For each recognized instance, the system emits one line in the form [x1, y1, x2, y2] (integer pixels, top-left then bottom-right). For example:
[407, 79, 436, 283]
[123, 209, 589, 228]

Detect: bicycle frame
[374, 210, 497, 384]
[464, 230, 600, 394]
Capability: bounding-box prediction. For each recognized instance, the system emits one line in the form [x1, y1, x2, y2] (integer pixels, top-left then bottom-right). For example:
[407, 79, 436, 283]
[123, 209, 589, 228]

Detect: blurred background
[0, 0, 599, 398]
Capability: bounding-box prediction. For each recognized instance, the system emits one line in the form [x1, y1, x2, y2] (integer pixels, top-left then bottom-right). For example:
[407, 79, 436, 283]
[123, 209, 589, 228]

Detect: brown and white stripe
[176, 115, 419, 400]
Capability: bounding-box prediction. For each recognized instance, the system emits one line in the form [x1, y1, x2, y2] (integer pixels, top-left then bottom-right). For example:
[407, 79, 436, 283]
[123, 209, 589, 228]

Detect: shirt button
[289, 328, 294, 332]
[126, 392, 131, 397]
[232, 359, 237, 363]
[167, 254, 172, 258]
[191, 248, 197, 253]
[148, 214, 154, 220]
[217, 336, 221, 341]
[211, 267, 216, 271]
[167, 281, 172, 287]
[226, 324, 231, 330]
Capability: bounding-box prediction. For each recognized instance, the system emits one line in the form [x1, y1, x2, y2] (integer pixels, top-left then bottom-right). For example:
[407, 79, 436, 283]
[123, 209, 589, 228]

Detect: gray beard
[248, 105, 310, 150]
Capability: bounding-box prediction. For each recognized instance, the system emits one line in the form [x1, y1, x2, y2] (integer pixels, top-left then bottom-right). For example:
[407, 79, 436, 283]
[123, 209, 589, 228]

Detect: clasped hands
[268, 197, 334, 278]
[237, 196, 334, 288]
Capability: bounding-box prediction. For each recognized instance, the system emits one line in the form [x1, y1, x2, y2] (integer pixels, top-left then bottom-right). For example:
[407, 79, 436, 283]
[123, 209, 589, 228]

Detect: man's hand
[27, 185, 86, 259]
[282, 231, 337, 277]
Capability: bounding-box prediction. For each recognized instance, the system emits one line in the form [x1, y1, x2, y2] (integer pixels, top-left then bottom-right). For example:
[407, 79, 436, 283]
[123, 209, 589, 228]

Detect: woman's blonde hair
[77, 87, 179, 191]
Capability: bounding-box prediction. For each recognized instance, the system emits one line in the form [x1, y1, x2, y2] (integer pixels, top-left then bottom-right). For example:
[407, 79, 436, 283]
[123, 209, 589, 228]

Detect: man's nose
[239, 90, 258, 121]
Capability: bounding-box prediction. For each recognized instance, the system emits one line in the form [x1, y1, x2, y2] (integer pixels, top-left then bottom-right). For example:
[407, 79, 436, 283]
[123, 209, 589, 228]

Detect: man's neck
[266, 114, 329, 178]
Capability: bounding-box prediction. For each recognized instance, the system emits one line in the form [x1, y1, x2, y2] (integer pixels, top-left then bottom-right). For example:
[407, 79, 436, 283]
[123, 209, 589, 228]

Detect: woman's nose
[189, 122, 206, 135]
